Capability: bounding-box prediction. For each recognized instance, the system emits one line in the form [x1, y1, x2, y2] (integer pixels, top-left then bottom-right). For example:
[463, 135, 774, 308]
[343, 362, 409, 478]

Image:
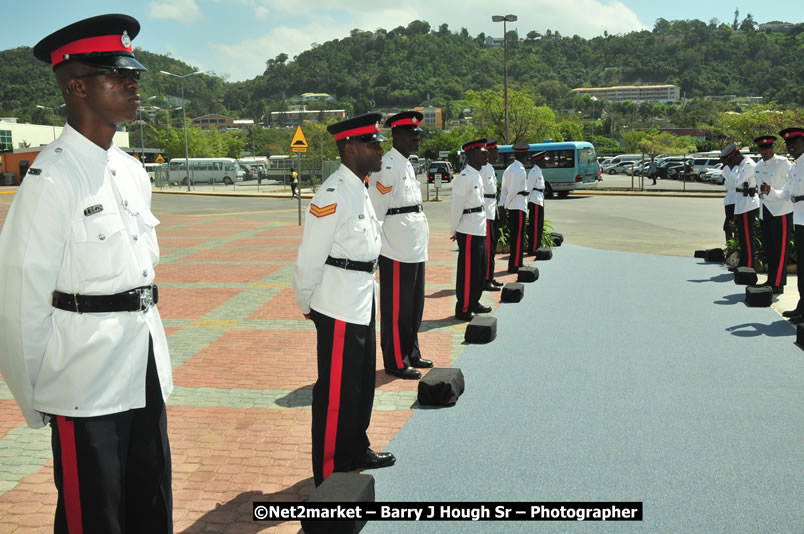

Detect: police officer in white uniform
[761, 127, 804, 319]
[451, 139, 489, 321]
[294, 113, 395, 486]
[526, 151, 547, 255]
[368, 111, 432, 380]
[723, 144, 760, 269]
[481, 139, 503, 292]
[755, 135, 793, 293]
[0, 15, 173, 532]
[721, 148, 738, 244]
[499, 144, 530, 272]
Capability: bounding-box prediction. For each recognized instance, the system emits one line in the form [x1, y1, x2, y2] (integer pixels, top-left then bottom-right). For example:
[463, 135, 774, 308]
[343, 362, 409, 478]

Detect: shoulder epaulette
[27, 168, 42, 176]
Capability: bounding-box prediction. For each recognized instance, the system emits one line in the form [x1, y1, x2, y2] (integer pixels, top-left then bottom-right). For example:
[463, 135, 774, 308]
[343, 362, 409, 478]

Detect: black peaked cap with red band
[385, 111, 423, 133]
[327, 113, 387, 142]
[780, 127, 804, 142]
[753, 135, 776, 148]
[720, 143, 739, 159]
[33, 14, 146, 71]
[462, 139, 487, 153]
[486, 138, 498, 149]
[513, 143, 530, 153]
[531, 151, 547, 161]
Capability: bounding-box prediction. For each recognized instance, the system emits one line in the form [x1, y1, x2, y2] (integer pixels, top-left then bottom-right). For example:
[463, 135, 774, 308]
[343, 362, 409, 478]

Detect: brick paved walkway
[0, 200, 511, 533]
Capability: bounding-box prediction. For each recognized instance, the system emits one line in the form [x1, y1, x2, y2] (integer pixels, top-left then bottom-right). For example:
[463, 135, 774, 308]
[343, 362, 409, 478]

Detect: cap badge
[121, 31, 131, 48]
[412, 118, 418, 124]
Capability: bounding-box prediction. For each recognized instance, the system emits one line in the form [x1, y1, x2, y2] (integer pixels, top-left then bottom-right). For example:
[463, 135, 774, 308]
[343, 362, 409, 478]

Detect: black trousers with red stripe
[378, 256, 425, 371]
[485, 219, 499, 282]
[724, 204, 736, 241]
[455, 232, 486, 315]
[527, 202, 545, 254]
[50, 338, 172, 534]
[795, 225, 804, 312]
[507, 209, 526, 272]
[310, 305, 376, 486]
[735, 208, 758, 268]
[760, 207, 792, 289]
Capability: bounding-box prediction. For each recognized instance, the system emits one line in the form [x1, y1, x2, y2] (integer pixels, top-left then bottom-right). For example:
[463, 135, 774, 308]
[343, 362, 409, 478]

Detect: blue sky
[2, 1, 801, 82]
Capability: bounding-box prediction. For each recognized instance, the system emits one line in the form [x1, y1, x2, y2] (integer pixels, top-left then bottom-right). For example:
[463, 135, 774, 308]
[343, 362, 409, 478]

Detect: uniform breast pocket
[135, 209, 161, 265]
[72, 212, 128, 284]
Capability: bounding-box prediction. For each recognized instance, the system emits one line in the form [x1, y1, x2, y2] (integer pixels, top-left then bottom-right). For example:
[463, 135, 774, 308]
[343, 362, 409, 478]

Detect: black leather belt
[52, 285, 158, 313]
[741, 188, 757, 197]
[386, 204, 422, 216]
[793, 196, 804, 203]
[532, 188, 544, 192]
[462, 206, 483, 214]
[517, 190, 529, 196]
[325, 256, 378, 273]
[483, 194, 496, 199]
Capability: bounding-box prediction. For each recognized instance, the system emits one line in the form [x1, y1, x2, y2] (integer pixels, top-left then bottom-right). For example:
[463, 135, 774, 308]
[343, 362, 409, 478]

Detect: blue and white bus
[494, 141, 600, 198]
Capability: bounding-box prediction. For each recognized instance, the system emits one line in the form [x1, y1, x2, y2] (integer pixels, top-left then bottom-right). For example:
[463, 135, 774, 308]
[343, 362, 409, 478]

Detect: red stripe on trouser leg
[464, 234, 472, 312]
[322, 321, 346, 481]
[776, 215, 787, 286]
[514, 211, 523, 267]
[743, 213, 753, 268]
[392, 261, 403, 368]
[57, 416, 83, 534]
[486, 220, 492, 280]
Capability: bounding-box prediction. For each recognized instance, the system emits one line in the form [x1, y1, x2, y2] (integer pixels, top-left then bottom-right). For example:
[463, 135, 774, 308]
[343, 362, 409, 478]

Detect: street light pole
[36, 104, 64, 141]
[160, 70, 204, 191]
[492, 14, 517, 144]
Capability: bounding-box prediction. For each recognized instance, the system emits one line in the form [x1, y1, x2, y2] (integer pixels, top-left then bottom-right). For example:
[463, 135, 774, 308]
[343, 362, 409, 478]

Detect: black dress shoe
[772, 286, 784, 294]
[728, 266, 737, 272]
[490, 279, 504, 287]
[351, 449, 396, 470]
[385, 367, 421, 379]
[484, 282, 501, 291]
[782, 309, 802, 318]
[455, 311, 473, 321]
[410, 358, 433, 368]
[473, 304, 492, 313]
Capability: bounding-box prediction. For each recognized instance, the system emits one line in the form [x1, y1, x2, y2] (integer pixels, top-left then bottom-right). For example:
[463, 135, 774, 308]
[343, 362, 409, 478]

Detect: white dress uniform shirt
[294, 164, 382, 326]
[367, 147, 429, 263]
[527, 165, 545, 206]
[765, 153, 804, 226]
[756, 154, 793, 217]
[727, 157, 760, 215]
[499, 160, 528, 212]
[450, 165, 487, 237]
[480, 162, 497, 221]
[0, 124, 172, 429]
[723, 165, 737, 206]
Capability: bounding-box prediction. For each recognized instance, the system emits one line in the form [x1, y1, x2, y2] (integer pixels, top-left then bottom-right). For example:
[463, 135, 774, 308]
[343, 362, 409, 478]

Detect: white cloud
[255, 6, 270, 19]
[149, 0, 204, 24]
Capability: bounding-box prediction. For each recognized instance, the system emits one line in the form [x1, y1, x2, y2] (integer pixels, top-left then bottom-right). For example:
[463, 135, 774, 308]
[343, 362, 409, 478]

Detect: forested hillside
[1, 17, 801, 125]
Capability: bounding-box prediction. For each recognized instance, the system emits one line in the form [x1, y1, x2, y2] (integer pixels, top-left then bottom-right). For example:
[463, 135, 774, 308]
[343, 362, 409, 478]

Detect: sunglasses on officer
[75, 67, 141, 81]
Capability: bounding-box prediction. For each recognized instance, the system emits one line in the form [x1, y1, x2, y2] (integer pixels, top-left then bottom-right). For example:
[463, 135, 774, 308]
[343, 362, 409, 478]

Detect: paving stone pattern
[0, 209, 512, 533]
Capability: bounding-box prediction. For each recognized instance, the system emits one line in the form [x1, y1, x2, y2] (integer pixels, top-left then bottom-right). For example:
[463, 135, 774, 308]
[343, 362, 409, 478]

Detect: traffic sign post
[291, 126, 308, 225]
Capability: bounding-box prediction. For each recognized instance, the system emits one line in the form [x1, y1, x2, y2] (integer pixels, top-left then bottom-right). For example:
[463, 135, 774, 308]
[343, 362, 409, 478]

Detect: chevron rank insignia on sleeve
[310, 203, 337, 218]
[376, 182, 393, 195]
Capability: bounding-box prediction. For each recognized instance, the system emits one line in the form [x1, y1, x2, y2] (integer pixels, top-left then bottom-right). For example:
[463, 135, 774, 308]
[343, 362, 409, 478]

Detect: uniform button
[142, 270, 148, 277]
[133, 235, 139, 241]
[111, 169, 117, 176]
[55, 148, 63, 154]
[98, 233, 106, 240]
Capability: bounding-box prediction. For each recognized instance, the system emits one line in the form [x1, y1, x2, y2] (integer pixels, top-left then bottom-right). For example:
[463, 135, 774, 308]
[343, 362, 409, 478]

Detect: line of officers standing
[292, 113, 553, 487]
[720, 127, 804, 319]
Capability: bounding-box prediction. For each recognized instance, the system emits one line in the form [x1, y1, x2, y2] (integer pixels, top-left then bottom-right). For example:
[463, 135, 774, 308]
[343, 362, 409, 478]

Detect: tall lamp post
[159, 70, 204, 190]
[138, 96, 157, 164]
[36, 104, 65, 141]
[492, 14, 517, 144]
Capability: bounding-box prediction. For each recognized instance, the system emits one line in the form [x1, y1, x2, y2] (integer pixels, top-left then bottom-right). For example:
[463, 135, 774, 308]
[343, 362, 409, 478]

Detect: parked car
[702, 164, 725, 185]
[690, 158, 721, 180]
[428, 161, 454, 183]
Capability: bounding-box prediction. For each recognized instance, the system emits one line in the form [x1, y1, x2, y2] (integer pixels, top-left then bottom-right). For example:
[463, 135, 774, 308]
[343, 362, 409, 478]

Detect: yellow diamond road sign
[291, 126, 308, 153]
[155, 154, 166, 164]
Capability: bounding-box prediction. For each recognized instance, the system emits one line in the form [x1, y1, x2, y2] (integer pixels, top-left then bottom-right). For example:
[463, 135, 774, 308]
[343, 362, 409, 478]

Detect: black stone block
[796, 324, 804, 351]
[464, 316, 497, 344]
[705, 248, 725, 262]
[694, 250, 707, 258]
[550, 232, 564, 246]
[517, 266, 539, 283]
[301, 473, 374, 534]
[501, 282, 524, 303]
[533, 248, 552, 261]
[745, 286, 773, 307]
[417, 368, 465, 406]
[734, 267, 758, 286]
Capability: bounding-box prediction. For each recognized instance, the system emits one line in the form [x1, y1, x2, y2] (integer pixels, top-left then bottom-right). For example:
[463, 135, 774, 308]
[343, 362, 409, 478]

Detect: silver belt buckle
[138, 286, 154, 312]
